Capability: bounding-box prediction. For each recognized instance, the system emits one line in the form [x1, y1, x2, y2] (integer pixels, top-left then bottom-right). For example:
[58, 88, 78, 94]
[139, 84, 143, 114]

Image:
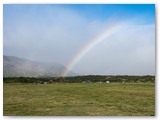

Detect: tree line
[3, 75, 155, 83]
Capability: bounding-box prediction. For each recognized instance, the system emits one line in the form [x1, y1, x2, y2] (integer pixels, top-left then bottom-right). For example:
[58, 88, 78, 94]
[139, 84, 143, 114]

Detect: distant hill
[3, 55, 77, 77]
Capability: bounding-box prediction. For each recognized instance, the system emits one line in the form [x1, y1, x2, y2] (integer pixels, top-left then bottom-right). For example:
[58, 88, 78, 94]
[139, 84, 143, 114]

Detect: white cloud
[74, 24, 155, 75]
[4, 6, 155, 75]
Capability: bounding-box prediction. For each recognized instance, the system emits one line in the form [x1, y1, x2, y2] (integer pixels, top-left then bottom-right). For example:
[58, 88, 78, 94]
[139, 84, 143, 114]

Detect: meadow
[3, 83, 155, 116]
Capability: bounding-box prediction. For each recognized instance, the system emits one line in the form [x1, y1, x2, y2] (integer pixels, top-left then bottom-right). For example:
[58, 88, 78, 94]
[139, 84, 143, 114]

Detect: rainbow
[61, 22, 124, 76]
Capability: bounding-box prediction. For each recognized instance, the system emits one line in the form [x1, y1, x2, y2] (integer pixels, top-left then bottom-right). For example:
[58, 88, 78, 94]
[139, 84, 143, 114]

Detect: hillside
[3, 55, 77, 77]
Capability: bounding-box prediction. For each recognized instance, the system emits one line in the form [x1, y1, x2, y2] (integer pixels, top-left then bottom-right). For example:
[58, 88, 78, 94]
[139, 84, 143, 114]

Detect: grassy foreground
[3, 83, 155, 116]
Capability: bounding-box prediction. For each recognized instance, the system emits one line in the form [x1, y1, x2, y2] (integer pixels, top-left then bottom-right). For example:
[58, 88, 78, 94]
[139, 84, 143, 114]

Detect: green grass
[3, 83, 155, 116]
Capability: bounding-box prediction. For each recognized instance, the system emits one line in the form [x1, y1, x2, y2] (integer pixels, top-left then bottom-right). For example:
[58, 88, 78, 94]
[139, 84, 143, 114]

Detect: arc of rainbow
[61, 22, 124, 76]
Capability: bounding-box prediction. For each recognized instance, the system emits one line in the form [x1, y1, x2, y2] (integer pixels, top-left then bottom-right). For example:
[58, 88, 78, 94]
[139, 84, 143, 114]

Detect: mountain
[3, 55, 77, 77]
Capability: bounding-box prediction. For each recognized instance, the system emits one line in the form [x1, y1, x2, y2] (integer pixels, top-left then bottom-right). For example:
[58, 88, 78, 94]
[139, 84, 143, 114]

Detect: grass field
[3, 83, 155, 116]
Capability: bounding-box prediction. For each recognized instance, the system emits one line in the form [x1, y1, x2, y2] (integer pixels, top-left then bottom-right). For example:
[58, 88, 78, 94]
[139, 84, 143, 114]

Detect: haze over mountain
[3, 55, 77, 77]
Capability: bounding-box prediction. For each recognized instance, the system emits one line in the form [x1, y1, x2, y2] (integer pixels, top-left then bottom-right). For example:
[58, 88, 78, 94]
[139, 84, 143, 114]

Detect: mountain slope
[3, 55, 77, 77]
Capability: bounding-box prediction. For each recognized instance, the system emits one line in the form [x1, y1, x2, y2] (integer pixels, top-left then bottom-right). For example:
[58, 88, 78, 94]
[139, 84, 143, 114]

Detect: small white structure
[44, 82, 47, 84]
[106, 81, 110, 84]
[82, 80, 92, 83]
[122, 79, 126, 83]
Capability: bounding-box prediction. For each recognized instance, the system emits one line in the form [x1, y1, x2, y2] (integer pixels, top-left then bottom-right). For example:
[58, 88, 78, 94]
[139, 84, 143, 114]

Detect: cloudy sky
[3, 4, 155, 75]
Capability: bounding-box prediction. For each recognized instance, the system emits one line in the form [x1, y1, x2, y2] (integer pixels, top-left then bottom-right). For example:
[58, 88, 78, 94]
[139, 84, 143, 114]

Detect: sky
[3, 4, 155, 76]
